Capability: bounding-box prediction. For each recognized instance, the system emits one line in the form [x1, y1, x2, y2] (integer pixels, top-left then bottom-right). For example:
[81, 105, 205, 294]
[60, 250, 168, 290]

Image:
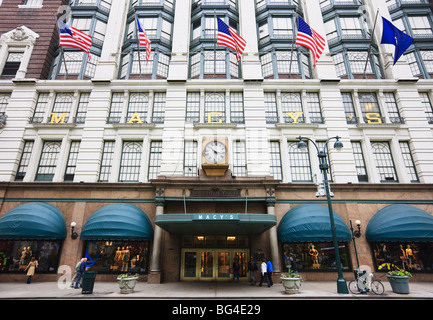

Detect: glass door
[200, 251, 214, 280]
[217, 251, 231, 279]
[234, 251, 248, 277]
[182, 251, 197, 279]
[181, 249, 249, 281]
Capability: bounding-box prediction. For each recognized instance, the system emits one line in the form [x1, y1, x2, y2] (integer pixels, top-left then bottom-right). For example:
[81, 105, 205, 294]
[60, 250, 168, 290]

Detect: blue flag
[381, 17, 413, 65]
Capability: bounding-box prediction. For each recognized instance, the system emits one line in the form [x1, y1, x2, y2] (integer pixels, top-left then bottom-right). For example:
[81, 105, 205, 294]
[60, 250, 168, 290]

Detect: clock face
[204, 141, 227, 164]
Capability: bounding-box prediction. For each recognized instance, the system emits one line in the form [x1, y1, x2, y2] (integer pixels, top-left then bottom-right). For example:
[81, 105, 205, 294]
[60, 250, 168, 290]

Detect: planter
[386, 275, 410, 294]
[281, 277, 301, 294]
[117, 276, 139, 294]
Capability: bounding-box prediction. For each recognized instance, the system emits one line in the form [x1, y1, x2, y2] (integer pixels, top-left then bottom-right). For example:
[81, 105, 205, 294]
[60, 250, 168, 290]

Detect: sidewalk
[0, 280, 432, 299]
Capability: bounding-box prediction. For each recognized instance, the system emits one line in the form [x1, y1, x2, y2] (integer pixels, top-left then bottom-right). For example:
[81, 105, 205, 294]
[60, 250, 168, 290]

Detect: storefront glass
[282, 242, 351, 272]
[0, 240, 62, 273]
[371, 242, 433, 273]
[84, 241, 150, 274]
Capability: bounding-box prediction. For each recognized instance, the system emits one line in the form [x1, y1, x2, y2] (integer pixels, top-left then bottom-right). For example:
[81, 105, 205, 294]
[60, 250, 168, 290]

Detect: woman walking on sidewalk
[24, 257, 38, 284]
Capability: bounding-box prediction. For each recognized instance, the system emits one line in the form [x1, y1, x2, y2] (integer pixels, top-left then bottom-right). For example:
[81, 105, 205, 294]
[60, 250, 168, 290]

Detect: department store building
[0, 0, 433, 284]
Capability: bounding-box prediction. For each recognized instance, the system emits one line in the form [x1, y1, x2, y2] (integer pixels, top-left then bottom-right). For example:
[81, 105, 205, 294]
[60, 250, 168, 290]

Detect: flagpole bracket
[397, 78, 418, 83]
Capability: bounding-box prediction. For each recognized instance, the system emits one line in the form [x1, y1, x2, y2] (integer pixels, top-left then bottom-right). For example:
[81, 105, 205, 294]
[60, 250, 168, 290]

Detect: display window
[84, 241, 150, 274]
[281, 242, 351, 272]
[371, 242, 433, 273]
[0, 240, 62, 273]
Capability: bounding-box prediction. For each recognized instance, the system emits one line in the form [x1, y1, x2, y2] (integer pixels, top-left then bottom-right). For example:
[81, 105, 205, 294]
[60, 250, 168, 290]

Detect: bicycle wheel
[348, 280, 361, 294]
[371, 280, 385, 295]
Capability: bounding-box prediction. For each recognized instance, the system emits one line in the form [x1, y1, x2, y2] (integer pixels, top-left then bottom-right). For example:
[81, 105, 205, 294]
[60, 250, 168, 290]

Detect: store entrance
[181, 249, 249, 281]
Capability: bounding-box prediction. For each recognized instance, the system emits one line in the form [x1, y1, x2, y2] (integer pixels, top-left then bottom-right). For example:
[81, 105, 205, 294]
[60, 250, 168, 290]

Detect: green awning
[277, 204, 351, 242]
[155, 213, 276, 236]
[366, 204, 433, 242]
[0, 202, 66, 240]
[81, 203, 153, 241]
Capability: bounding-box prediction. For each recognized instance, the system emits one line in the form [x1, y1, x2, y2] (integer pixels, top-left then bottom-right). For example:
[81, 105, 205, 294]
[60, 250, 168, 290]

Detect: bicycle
[348, 269, 385, 295]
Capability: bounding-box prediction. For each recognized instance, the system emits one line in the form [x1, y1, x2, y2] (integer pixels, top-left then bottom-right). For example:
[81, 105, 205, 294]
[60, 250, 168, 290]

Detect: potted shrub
[386, 270, 412, 294]
[117, 273, 139, 294]
[280, 268, 302, 294]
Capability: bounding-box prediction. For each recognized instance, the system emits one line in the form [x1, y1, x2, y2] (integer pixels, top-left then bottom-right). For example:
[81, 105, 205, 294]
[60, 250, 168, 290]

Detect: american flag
[136, 17, 152, 64]
[217, 17, 246, 64]
[57, 20, 92, 57]
[295, 17, 326, 66]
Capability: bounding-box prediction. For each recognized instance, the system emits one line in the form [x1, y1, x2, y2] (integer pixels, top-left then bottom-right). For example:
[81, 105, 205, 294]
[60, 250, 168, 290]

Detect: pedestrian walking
[258, 258, 270, 287]
[232, 258, 240, 283]
[71, 258, 84, 288]
[266, 257, 273, 286]
[248, 256, 258, 285]
[24, 257, 38, 284]
[74, 257, 88, 289]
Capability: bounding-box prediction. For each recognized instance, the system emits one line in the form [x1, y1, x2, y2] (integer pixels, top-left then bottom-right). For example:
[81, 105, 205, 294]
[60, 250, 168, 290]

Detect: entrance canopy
[277, 204, 351, 242]
[81, 203, 153, 241]
[366, 204, 433, 242]
[155, 213, 276, 236]
[0, 202, 67, 240]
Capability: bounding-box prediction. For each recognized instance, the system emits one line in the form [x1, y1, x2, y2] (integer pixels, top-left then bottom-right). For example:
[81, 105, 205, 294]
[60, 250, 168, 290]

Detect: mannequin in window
[399, 244, 408, 270]
[309, 244, 320, 268]
[112, 247, 123, 270]
[406, 245, 414, 269]
[121, 246, 130, 272]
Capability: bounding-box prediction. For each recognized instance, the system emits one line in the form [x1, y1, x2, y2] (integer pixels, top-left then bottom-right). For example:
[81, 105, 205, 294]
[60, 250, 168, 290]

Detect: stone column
[148, 199, 164, 284]
[267, 196, 280, 274]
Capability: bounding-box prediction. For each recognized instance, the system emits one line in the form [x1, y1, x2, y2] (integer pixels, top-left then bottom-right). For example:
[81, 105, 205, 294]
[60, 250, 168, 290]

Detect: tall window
[332, 51, 382, 79]
[287, 141, 312, 182]
[64, 141, 81, 182]
[108, 93, 124, 123]
[341, 92, 357, 124]
[233, 140, 247, 177]
[184, 141, 198, 176]
[127, 93, 149, 123]
[204, 93, 225, 123]
[230, 92, 244, 124]
[148, 141, 162, 180]
[399, 141, 419, 183]
[260, 51, 311, 79]
[152, 93, 166, 124]
[383, 92, 403, 124]
[51, 93, 74, 123]
[269, 141, 282, 180]
[420, 92, 433, 124]
[408, 16, 433, 37]
[281, 93, 304, 123]
[98, 141, 115, 182]
[186, 92, 200, 123]
[264, 92, 278, 124]
[119, 141, 143, 182]
[0, 93, 10, 115]
[358, 92, 383, 124]
[306, 93, 323, 124]
[371, 142, 398, 182]
[75, 92, 90, 124]
[15, 141, 34, 181]
[35, 141, 62, 182]
[1, 52, 23, 77]
[351, 141, 368, 182]
[30, 93, 50, 123]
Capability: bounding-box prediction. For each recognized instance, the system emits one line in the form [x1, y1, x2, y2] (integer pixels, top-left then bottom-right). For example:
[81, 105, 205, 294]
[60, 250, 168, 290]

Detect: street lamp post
[297, 135, 349, 294]
[350, 219, 362, 269]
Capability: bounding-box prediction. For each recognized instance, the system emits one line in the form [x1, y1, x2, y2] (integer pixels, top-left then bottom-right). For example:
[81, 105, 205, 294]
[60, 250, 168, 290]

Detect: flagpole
[60, 47, 69, 79]
[214, 10, 217, 79]
[363, 8, 379, 79]
[289, 14, 297, 79]
[54, 14, 69, 80]
[134, 12, 143, 78]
